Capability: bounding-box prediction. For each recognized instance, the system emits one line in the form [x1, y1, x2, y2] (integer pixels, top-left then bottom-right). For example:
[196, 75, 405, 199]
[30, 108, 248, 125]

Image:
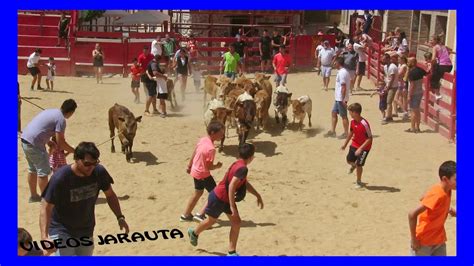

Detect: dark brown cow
[235, 100, 256, 145]
[254, 89, 271, 131]
[274, 92, 292, 128]
[211, 107, 232, 152]
[108, 103, 142, 162]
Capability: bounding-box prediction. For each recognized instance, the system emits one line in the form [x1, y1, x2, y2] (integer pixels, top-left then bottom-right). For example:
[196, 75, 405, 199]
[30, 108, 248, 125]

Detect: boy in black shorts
[181, 122, 225, 222]
[188, 143, 264, 256]
[341, 103, 373, 189]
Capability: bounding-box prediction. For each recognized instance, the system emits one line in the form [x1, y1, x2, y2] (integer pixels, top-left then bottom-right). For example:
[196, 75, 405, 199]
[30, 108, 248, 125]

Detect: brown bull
[254, 89, 271, 131]
[108, 103, 142, 162]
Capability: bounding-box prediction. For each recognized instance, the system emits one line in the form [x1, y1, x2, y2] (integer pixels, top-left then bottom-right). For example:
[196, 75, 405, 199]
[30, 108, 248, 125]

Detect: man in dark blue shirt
[40, 142, 129, 256]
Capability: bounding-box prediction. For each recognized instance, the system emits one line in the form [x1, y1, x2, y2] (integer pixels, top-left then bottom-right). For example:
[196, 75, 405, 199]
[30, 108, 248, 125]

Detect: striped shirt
[49, 150, 67, 171]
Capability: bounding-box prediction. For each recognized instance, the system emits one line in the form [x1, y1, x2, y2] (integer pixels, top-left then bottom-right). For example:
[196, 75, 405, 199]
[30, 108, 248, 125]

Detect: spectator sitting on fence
[382, 31, 397, 53]
[397, 32, 409, 57]
[429, 35, 454, 101]
[362, 10, 373, 35]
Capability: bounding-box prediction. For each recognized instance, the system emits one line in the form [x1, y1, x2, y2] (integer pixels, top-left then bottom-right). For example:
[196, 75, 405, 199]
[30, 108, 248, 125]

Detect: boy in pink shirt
[181, 121, 225, 222]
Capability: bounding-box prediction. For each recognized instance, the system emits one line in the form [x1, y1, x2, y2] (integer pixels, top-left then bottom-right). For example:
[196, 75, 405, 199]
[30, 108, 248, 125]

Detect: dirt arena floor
[18, 70, 456, 256]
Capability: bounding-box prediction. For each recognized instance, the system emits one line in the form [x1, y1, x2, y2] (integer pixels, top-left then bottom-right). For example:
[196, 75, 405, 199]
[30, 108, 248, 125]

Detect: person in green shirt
[220, 43, 242, 81]
[163, 34, 176, 75]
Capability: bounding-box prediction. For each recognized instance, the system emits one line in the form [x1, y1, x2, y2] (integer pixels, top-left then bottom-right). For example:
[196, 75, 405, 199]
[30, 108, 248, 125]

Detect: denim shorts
[410, 93, 423, 109]
[50, 233, 94, 256]
[274, 73, 288, 85]
[21, 141, 51, 177]
[332, 101, 348, 118]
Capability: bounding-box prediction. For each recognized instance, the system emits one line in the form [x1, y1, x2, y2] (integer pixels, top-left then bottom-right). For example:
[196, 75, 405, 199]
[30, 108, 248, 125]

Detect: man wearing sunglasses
[39, 142, 129, 256]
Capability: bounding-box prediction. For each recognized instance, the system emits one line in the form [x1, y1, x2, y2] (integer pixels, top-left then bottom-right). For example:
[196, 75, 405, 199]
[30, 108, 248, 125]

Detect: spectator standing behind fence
[151, 35, 163, 57]
[27, 48, 44, 91]
[271, 30, 283, 56]
[406, 57, 427, 133]
[259, 30, 272, 73]
[430, 35, 453, 101]
[92, 43, 104, 84]
[56, 13, 70, 47]
[163, 34, 177, 76]
[408, 160, 456, 256]
[234, 35, 247, 74]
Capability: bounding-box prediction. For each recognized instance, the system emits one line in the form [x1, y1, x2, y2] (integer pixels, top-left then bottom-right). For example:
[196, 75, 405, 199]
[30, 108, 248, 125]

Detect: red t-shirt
[350, 118, 372, 151]
[214, 160, 248, 203]
[272, 53, 292, 75]
[137, 53, 154, 74]
[130, 65, 142, 81]
[187, 41, 198, 58]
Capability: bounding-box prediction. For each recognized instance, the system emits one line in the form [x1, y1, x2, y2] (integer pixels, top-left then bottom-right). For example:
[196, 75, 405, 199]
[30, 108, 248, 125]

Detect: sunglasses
[82, 159, 100, 167]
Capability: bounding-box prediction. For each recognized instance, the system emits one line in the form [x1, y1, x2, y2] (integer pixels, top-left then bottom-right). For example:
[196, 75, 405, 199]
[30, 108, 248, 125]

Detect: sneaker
[188, 227, 198, 246]
[354, 182, 364, 189]
[435, 95, 443, 101]
[348, 165, 356, 174]
[37, 86, 44, 90]
[180, 214, 193, 222]
[144, 111, 152, 117]
[28, 195, 41, 203]
[227, 252, 240, 256]
[193, 213, 206, 222]
[30, 86, 34, 91]
[160, 113, 166, 118]
[324, 131, 336, 138]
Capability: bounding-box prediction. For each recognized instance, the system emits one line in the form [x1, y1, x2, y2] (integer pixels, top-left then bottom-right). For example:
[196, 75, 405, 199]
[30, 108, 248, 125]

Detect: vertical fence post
[376, 44, 382, 82]
[450, 71, 456, 141]
[423, 73, 431, 123]
[367, 45, 371, 80]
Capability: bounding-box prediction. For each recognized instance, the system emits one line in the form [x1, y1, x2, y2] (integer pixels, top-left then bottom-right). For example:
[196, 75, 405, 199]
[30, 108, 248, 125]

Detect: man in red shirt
[272, 45, 291, 87]
[187, 143, 264, 256]
[137, 46, 154, 84]
[130, 58, 143, 104]
[341, 103, 373, 189]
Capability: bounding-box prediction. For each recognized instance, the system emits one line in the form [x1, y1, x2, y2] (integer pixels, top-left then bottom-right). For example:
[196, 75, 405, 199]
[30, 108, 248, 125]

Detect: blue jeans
[50, 232, 94, 256]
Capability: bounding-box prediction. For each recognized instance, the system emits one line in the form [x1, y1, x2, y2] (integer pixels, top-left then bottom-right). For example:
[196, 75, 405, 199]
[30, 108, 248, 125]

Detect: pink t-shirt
[190, 136, 216, 179]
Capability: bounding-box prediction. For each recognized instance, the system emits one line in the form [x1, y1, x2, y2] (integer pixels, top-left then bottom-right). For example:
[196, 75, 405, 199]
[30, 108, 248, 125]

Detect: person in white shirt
[314, 42, 324, 74]
[26, 48, 44, 91]
[325, 57, 350, 139]
[151, 35, 163, 57]
[318, 40, 335, 90]
[45, 57, 56, 90]
[353, 40, 367, 90]
[382, 52, 399, 124]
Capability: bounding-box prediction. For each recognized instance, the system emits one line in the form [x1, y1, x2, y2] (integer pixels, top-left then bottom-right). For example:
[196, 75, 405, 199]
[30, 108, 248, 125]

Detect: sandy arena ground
[18, 71, 456, 256]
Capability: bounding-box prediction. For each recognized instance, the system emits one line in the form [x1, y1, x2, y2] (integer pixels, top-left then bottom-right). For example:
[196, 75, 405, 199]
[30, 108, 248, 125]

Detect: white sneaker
[435, 95, 442, 100]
